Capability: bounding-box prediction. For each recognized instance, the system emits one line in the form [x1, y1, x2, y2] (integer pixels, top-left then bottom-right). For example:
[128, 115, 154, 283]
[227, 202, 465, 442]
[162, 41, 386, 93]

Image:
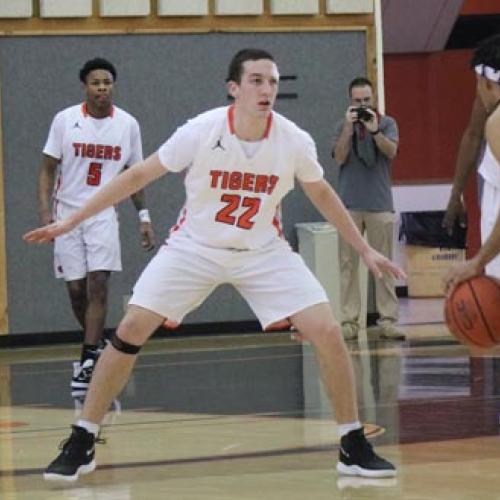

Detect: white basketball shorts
[129, 235, 328, 330]
[54, 203, 122, 281]
[481, 180, 500, 278]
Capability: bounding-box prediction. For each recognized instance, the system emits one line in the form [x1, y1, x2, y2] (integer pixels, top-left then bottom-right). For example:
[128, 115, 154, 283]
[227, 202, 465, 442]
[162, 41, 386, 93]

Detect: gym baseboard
[0, 289, 411, 348]
[0, 321, 265, 349]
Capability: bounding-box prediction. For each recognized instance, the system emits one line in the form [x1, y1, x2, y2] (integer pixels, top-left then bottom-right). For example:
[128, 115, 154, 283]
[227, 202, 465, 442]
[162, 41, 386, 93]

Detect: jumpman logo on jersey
[212, 136, 225, 151]
[73, 121, 82, 129]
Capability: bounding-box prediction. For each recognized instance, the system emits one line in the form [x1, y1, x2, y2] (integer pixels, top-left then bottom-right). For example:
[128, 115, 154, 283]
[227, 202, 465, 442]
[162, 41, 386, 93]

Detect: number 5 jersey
[44, 103, 143, 211]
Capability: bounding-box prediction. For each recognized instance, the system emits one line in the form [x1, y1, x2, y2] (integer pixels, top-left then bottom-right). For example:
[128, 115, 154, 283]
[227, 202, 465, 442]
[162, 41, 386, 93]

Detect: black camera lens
[355, 107, 372, 122]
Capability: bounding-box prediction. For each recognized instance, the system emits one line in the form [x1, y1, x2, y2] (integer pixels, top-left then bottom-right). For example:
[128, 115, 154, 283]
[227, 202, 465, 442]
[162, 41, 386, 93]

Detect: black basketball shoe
[337, 428, 396, 478]
[43, 425, 96, 482]
[71, 359, 95, 397]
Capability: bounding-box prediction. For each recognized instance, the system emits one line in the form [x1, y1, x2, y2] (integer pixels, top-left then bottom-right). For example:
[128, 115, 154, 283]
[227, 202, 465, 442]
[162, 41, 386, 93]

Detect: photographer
[332, 77, 403, 341]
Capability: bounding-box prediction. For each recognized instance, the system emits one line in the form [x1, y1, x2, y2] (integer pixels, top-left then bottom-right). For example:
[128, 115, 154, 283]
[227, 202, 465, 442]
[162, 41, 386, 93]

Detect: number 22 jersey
[158, 105, 324, 250]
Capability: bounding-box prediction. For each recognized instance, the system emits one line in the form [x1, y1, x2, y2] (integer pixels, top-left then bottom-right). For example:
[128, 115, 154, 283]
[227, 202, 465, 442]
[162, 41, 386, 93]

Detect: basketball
[444, 275, 500, 348]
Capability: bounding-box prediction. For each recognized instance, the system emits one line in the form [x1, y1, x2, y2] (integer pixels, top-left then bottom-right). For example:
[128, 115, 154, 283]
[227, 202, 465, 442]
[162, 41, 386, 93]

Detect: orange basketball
[445, 275, 500, 348]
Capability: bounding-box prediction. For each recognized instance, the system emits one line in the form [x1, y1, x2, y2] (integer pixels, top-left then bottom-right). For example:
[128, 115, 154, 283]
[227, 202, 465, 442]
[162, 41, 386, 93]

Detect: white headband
[475, 64, 500, 83]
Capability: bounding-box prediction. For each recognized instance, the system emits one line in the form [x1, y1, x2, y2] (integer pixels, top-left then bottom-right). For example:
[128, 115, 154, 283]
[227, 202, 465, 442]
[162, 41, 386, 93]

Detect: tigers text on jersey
[44, 103, 143, 209]
[158, 106, 324, 250]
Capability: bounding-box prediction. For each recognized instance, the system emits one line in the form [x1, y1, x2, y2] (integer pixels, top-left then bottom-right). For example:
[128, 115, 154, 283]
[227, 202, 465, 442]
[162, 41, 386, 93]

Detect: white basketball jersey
[158, 106, 324, 250]
[479, 144, 500, 189]
[44, 103, 143, 209]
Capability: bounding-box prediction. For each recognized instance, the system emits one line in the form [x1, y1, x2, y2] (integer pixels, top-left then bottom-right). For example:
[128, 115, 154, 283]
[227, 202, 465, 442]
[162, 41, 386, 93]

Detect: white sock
[338, 421, 363, 438]
[76, 419, 100, 437]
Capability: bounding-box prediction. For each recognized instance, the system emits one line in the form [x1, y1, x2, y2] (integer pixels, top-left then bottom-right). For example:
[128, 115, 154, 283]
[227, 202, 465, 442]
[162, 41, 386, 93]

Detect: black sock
[81, 344, 99, 364]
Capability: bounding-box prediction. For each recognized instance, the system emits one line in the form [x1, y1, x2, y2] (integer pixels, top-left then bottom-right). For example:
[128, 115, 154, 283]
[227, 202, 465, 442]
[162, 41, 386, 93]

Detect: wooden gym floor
[1, 299, 500, 499]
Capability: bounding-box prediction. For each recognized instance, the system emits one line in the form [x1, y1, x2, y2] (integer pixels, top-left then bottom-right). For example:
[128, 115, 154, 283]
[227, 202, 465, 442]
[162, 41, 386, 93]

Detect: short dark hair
[226, 48, 275, 83]
[471, 33, 500, 71]
[79, 58, 117, 83]
[349, 77, 372, 95]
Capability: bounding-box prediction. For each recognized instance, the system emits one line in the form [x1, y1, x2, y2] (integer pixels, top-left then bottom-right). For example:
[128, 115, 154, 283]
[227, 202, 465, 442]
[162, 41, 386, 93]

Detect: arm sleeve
[42, 112, 64, 160]
[294, 131, 324, 183]
[157, 120, 201, 172]
[381, 116, 399, 144]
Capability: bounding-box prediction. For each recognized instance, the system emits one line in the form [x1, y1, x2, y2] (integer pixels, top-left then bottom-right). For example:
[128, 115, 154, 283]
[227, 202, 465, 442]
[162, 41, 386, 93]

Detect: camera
[354, 106, 373, 122]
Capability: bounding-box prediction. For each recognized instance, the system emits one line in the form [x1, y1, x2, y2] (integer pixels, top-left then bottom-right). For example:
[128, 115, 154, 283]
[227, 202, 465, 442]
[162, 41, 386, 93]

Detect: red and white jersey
[158, 106, 323, 250]
[44, 103, 143, 209]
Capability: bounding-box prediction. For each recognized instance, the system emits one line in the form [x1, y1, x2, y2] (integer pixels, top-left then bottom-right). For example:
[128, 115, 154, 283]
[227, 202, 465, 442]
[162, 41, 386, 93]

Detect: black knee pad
[110, 333, 142, 355]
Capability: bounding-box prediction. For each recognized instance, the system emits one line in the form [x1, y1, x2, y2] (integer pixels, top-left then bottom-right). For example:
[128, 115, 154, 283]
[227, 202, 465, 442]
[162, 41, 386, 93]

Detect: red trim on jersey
[262, 111, 273, 139]
[81, 103, 115, 118]
[52, 171, 63, 216]
[228, 105, 236, 134]
[227, 105, 273, 139]
[272, 205, 283, 238]
[272, 216, 283, 238]
[168, 207, 187, 236]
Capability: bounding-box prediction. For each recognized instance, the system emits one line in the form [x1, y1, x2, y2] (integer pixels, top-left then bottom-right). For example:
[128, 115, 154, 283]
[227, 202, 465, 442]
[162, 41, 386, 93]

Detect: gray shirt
[332, 114, 398, 212]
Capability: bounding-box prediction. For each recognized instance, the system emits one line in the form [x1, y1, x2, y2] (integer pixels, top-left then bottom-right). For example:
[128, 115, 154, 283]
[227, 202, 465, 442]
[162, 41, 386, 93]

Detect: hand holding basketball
[442, 256, 483, 297]
[444, 275, 500, 348]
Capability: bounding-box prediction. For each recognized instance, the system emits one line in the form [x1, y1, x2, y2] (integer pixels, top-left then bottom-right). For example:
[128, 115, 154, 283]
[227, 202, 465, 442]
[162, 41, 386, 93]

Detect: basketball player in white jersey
[37, 58, 155, 397]
[444, 34, 500, 293]
[26, 49, 405, 482]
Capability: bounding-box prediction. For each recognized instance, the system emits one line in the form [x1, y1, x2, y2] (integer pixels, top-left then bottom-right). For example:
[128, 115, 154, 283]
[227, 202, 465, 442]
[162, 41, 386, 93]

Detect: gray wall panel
[1, 31, 365, 334]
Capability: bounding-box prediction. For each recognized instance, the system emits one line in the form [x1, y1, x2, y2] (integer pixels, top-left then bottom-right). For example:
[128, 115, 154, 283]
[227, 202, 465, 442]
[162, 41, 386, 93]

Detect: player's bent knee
[110, 332, 142, 355]
[306, 323, 342, 345]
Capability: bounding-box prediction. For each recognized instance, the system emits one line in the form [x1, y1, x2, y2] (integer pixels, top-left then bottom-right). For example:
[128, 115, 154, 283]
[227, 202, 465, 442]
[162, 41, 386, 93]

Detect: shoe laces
[57, 427, 95, 456]
[58, 435, 86, 457]
[58, 431, 106, 451]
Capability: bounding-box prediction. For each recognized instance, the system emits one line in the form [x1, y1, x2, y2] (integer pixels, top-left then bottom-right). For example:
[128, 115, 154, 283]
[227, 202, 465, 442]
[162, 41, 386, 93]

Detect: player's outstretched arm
[24, 152, 167, 244]
[301, 178, 406, 281]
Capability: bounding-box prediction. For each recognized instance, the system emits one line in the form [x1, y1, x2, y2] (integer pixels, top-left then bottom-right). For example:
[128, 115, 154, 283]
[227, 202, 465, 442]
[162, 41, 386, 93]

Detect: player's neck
[85, 101, 113, 119]
[232, 108, 270, 142]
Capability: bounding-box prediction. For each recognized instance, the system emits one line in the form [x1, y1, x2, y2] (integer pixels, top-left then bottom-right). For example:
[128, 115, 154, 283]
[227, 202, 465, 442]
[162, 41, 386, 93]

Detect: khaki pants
[339, 210, 398, 325]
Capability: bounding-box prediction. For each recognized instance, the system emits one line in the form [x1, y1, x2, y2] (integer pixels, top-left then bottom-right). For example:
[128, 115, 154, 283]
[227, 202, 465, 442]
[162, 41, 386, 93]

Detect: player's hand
[442, 194, 467, 236]
[360, 247, 407, 281]
[140, 222, 155, 251]
[442, 257, 483, 297]
[23, 218, 77, 244]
